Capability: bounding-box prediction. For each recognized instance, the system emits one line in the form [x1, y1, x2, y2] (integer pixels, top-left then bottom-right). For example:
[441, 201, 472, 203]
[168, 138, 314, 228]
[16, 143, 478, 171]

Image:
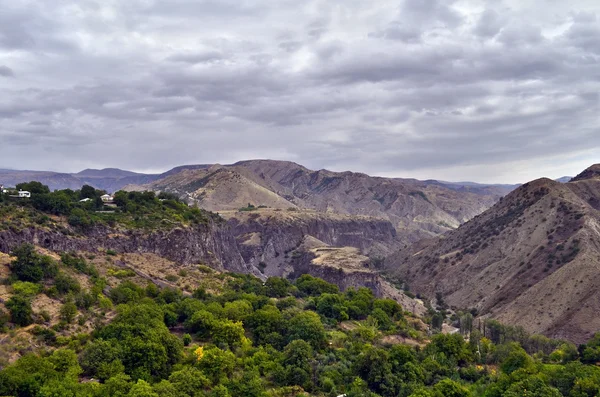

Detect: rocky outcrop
[294, 253, 383, 295]
[0, 222, 252, 274]
[224, 210, 401, 275]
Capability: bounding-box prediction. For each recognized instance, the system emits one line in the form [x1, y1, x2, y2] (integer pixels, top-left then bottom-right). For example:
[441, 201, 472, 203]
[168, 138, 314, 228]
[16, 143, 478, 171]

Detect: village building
[18, 190, 31, 198]
[100, 194, 114, 202]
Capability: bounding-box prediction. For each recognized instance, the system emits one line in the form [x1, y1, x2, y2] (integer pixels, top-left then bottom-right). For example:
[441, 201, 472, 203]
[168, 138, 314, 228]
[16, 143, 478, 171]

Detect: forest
[1, 243, 600, 397]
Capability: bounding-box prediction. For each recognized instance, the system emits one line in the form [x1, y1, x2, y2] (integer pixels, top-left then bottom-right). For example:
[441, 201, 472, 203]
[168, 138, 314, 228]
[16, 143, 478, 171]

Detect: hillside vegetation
[1, 244, 600, 396]
[0, 182, 217, 232]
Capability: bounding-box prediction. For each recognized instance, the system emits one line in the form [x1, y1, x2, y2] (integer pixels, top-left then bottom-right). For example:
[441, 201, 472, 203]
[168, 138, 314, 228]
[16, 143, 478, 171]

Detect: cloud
[0, 0, 598, 183]
[0, 65, 14, 77]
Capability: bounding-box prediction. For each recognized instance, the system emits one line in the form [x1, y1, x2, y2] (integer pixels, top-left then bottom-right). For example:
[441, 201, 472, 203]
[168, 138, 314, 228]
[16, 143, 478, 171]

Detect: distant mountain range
[0, 166, 207, 192]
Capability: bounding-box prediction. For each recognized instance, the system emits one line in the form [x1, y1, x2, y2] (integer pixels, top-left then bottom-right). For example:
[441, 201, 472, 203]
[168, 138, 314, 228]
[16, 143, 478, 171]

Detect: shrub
[11, 281, 41, 297]
[6, 295, 33, 326]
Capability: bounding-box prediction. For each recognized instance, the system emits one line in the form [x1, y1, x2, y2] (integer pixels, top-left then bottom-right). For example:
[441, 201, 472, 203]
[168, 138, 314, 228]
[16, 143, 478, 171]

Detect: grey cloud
[564, 14, 600, 54]
[0, 65, 14, 77]
[370, 0, 463, 43]
[473, 10, 505, 38]
[0, 0, 598, 183]
[167, 51, 224, 64]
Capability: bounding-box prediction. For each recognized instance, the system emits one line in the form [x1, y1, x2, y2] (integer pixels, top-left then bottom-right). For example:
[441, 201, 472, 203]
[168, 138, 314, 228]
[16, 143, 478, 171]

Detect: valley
[1, 161, 600, 396]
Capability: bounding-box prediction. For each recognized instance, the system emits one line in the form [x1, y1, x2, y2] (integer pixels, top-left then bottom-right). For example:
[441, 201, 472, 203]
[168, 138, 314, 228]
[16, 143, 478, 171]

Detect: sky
[0, 0, 599, 184]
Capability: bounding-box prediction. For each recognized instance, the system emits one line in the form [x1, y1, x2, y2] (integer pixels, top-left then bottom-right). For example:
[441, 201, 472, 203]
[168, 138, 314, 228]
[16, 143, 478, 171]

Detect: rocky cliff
[0, 211, 407, 299]
[223, 209, 401, 276]
[0, 221, 253, 275]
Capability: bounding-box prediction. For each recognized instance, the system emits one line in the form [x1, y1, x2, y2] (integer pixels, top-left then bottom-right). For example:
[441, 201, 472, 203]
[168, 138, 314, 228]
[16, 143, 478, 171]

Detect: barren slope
[133, 160, 509, 243]
[385, 164, 600, 343]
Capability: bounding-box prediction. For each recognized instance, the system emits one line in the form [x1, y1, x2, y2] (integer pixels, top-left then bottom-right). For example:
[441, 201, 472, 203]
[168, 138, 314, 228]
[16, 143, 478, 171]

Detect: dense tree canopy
[0, 244, 600, 397]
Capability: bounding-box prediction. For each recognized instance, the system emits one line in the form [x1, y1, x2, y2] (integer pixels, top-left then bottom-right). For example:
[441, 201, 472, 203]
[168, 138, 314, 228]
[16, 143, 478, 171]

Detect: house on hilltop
[101, 194, 113, 202]
[18, 190, 31, 198]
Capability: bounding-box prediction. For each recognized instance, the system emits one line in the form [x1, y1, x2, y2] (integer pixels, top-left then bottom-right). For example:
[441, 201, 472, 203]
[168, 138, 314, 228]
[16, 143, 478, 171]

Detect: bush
[68, 208, 94, 229]
[54, 273, 81, 295]
[6, 295, 33, 326]
[11, 281, 41, 297]
[60, 302, 78, 323]
[9, 244, 58, 283]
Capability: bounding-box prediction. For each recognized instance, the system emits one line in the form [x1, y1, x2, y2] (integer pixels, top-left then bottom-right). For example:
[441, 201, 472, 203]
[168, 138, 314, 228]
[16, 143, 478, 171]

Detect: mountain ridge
[125, 159, 516, 243]
[384, 163, 600, 343]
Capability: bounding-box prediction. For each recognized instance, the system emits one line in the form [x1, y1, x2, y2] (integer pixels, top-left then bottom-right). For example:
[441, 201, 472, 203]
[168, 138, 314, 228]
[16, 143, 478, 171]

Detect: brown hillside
[128, 160, 511, 243]
[385, 164, 600, 343]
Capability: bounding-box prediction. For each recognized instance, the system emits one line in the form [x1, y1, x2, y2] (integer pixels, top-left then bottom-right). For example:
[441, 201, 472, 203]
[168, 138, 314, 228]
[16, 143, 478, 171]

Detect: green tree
[369, 308, 394, 331]
[68, 208, 94, 229]
[54, 273, 81, 295]
[223, 300, 253, 322]
[0, 354, 58, 396]
[10, 243, 58, 283]
[316, 293, 348, 321]
[213, 319, 246, 347]
[503, 376, 561, 397]
[247, 305, 284, 345]
[60, 302, 78, 323]
[80, 339, 122, 379]
[16, 181, 50, 194]
[287, 311, 326, 349]
[169, 366, 210, 395]
[198, 347, 236, 384]
[431, 312, 444, 332]
[185, 310, 216, 339]
[80, 185, 97, 200]
[152, 380, 178, 397]
[500, 344, 534, 375]
[295, 275, 339, 296]
[265, 277, 291, 298]
[6, 294, 33, 326]
[433, 379, 471, 397]
[128, 380, 159, 397]
[98, 303, 183, 380]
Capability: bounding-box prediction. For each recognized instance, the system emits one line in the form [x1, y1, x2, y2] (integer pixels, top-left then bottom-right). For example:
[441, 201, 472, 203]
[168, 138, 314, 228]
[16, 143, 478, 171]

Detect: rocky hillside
[385, 164, 600, 343]
[128, 160, 513, 242]
[222, 209, 401, 274]
[0, 221, 253, 275]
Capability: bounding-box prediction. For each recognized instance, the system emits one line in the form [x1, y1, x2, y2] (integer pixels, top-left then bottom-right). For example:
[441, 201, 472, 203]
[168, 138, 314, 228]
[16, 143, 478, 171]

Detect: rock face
[224, 209, 401, 275]
[385, 164, 600, 343]
[0, 211, 405, 299]
[130, 160, 513, 243]
[0, 221, 251, 274]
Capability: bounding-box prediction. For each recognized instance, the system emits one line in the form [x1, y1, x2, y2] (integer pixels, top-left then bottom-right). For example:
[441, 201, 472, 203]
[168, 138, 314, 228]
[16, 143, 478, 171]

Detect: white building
[100, 194, 113, 202]
[18, 190, 31, 198]
[79, 198, 93, 202]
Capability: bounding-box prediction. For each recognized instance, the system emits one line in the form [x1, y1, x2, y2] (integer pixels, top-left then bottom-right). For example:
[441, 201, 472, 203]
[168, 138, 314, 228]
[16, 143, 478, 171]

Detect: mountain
[76, 168, 143, 178]
[0, 165, 215, 192]
[555, 176, 573, 183]
[384, 164, 600, 343]
[0, 170, 86, 191]
[128, 159, 514, 243]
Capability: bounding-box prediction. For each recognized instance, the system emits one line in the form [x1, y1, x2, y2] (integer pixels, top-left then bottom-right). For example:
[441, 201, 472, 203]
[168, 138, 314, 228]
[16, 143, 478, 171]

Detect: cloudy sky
[1, 0, 599, 183]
